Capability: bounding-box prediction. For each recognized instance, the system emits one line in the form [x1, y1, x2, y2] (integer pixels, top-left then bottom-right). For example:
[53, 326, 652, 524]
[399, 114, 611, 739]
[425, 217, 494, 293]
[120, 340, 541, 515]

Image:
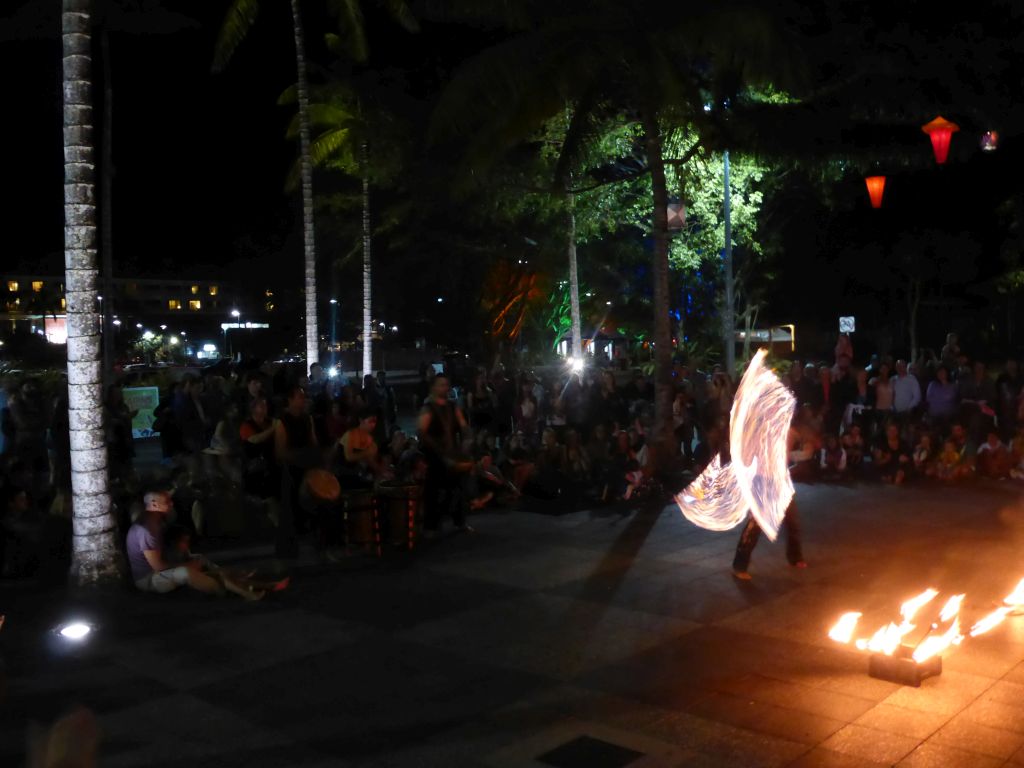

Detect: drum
[343, 489, 379, 554]
[299, 469, 341, 513]
[376, 482, 422, 550]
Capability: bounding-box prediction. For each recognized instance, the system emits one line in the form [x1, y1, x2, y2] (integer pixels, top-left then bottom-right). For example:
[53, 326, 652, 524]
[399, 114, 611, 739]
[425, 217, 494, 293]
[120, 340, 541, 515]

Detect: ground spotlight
[55, 621, 93, 642]
[569, 357, 585, 373]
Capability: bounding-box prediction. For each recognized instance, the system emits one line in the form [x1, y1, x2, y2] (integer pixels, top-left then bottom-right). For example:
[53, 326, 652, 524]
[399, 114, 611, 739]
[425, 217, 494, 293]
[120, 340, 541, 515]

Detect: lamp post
[228, 308, 240, 358]
[329, 298, 337, 356]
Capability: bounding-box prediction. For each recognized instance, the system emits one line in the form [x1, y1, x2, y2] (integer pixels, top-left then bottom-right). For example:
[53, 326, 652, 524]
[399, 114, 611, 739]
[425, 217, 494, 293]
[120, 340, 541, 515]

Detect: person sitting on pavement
[126, 490, 264, 600]
[335, 407, 390, 489]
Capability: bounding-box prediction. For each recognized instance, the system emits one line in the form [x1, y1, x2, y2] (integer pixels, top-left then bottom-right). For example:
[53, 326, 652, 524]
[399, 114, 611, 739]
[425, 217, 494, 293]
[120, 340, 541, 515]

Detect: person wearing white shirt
[892, 359, 921, 415]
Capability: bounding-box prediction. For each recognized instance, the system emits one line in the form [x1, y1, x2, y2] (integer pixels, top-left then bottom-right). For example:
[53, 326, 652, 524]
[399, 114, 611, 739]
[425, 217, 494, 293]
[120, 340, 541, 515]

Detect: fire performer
[732, 427, 808, 580]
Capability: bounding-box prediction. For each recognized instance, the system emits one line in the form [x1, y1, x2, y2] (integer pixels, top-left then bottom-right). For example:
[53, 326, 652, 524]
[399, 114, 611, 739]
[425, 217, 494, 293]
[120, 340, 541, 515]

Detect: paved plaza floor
[5, 481, 1024, 766]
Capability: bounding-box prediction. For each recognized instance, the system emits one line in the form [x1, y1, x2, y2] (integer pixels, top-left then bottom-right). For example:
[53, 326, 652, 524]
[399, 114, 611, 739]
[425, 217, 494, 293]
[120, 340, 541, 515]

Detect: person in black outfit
[418, 374, 472, 536]
[731, 428, 807, 580]
[273, 386, 318, 557]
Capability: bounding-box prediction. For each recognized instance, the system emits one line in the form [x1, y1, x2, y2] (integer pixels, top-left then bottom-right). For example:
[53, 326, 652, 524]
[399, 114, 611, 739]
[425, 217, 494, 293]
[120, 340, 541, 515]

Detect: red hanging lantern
[865, 175, 886, 208]
[921, 116, 960, 164]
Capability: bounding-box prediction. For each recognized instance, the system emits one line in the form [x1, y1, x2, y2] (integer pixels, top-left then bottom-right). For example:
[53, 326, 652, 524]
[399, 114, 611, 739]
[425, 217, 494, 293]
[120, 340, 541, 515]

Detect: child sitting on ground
[933, 439, 965, 481]
[818, 434, 847, 481]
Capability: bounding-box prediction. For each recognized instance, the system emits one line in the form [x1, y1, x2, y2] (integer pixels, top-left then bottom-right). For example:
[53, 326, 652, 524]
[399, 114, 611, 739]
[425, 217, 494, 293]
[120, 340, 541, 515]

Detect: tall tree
[216, 0, 416, 372]
[62, 0, 123, 585]
[214, 0, 322, 368]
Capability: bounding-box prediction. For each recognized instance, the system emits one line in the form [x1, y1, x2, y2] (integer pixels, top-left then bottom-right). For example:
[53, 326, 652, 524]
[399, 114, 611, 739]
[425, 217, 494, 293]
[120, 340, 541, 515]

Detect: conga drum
[376, 482, 422, 550]
[343, 489, 380, 556]
[299, 469, 341, 512]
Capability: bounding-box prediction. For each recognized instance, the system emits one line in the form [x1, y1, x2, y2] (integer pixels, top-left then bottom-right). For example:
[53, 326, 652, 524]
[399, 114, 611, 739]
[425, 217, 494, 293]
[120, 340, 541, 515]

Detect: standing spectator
[104, 384, 136, 483]
[891, 359, 921, 422]
[925, 365, 959, 431]
[467, 371, 495, 432]
[376, 371, 398, 438]
[977, 430, 1012, 479]
[418, 374, 472, 535]
[940, 332, 961, 372]
[8, 379, 50, 498]
[513, 381, 539, 441]
[273, 386, 319, 556]
[997, 360, 1022, 440]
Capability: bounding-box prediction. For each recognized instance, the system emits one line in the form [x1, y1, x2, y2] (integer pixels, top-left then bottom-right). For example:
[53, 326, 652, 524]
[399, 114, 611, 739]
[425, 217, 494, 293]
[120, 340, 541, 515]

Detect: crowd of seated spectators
[782, 332, 1024, 485]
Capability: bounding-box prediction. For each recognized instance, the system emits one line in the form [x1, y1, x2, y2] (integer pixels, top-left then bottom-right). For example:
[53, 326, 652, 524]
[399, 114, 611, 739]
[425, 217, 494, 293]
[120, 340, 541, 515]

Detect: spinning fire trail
[675, 349, 795, 540]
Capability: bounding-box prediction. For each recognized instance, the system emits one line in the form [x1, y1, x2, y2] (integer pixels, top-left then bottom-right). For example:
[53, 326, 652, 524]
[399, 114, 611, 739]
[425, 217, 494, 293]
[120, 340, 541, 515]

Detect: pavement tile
[927, 712, 1024, 759]
[896, 742, 1002, 768]
[97, 693, 293, 767]
[643, 711, 808, 767]
[881, 670, 993, 715]
[785, 747, 889, 767]
[819, 724, 920, 764]
[106, 609, 373, 689]
[712, 674, 877, 723]
[685, 690, 847, 745]
[957, 697, 1024, 733]
[852, 703, 950, 739]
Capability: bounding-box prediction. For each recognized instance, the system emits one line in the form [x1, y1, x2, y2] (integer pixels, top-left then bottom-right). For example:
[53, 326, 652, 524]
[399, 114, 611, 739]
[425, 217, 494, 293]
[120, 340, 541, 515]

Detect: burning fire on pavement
[828, 579, 1024, 686]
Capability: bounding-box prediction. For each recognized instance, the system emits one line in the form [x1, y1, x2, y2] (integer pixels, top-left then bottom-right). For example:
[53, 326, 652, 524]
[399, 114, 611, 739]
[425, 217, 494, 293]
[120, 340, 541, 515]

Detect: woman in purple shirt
[926, 365, 959, 429]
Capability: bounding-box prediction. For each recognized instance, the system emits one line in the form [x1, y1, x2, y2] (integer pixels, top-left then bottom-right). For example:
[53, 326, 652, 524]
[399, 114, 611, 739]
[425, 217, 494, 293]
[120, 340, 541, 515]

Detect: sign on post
[123, 386, 161, 439]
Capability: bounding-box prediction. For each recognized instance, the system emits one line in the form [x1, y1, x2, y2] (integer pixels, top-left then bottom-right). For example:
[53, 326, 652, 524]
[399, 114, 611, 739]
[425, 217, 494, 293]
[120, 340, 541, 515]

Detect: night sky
[2, 1, 299, 277]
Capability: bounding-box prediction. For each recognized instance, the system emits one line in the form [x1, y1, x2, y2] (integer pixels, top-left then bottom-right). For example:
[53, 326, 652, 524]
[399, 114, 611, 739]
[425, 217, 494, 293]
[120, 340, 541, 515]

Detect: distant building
[1, 274, 271, 345]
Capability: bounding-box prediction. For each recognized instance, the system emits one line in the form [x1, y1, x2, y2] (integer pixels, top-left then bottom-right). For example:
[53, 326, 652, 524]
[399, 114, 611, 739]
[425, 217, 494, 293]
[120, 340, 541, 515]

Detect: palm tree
[215, 0, 416, 372]
[62, 0, 124, 585]
[214, 0, 321, 367]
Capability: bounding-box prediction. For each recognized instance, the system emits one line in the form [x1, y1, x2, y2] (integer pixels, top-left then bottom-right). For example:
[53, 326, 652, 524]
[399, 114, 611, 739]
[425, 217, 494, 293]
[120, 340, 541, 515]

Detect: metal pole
[723, 150, 735, 375]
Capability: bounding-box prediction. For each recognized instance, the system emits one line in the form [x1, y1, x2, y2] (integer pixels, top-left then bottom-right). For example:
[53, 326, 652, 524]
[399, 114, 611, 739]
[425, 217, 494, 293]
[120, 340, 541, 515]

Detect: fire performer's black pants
[732, 498, 803, 572]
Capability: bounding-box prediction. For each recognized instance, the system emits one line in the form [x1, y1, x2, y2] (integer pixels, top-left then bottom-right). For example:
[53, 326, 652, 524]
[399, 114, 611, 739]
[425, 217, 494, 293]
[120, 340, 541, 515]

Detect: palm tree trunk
[641, 107, 675, 460]
[100, 28, 113, 382]
[290, 0, 318, 369]
[63, 0, 123, 585]
[566, 191, 582, 359]
[361, 141, 372, 378]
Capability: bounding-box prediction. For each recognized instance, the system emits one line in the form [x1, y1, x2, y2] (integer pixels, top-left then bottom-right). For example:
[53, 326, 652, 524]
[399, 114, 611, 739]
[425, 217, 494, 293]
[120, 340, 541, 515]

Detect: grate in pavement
[537, 735, 645, 768]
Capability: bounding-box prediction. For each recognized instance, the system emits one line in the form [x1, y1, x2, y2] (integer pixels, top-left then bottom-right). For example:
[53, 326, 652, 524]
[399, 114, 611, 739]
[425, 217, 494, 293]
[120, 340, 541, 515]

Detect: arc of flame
[913, 617, 962, 663]
[1004, 578, 1024, 607]
[970, 606, 1013, 637]
[676, 350, 795, 541]
[938, 594, 965, 623]
[828, 612, 861, 644]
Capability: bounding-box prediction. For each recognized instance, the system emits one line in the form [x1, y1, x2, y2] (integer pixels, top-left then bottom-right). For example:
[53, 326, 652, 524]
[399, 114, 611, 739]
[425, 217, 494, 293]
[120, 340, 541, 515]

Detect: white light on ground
[58, 622, 92, 641]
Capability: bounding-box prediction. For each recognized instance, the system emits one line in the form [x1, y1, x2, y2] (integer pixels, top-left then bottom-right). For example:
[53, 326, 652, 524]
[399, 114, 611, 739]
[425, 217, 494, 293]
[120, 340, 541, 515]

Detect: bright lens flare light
[676, 350, 795, 540]
[57, 622, 92, 641]
[569, 357, 584, 373]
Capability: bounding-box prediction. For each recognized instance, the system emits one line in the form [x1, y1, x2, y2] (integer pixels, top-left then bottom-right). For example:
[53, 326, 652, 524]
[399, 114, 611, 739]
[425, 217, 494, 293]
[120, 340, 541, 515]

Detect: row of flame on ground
[827, 579, 1024, 663]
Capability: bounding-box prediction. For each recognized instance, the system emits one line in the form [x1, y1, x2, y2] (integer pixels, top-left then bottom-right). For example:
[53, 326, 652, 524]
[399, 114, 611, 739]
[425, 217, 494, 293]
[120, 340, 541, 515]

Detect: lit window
[168, 300, 181, 310]
[191, 285, 200, 295]
[7, 281, 17, 292]
[31, 281, 43, 293]
[189, 300, 201, 311]
[209, 285, 219, 296]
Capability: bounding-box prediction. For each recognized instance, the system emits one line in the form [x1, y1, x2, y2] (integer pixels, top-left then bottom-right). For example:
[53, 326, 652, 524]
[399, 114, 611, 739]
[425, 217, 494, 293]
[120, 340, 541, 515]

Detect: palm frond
[212, 0, 262, 73]
[379, 0, 419, 32]
[326, 0, 370, 62]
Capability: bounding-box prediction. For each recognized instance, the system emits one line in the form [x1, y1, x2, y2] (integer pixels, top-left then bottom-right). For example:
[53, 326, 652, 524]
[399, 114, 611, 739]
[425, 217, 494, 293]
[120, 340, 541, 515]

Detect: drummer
[273, 385, 320, 556]
[335, 407, 391, 489]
